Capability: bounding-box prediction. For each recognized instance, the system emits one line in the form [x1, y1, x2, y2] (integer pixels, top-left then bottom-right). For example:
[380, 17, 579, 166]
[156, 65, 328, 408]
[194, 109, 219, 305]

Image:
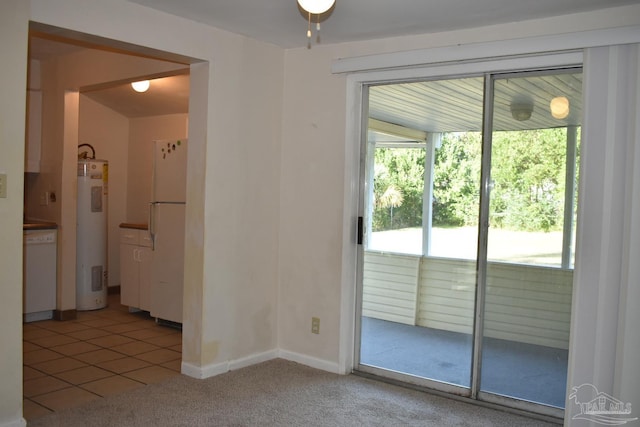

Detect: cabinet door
[120, 244, 139, 307]
[138, 246, 152, 312]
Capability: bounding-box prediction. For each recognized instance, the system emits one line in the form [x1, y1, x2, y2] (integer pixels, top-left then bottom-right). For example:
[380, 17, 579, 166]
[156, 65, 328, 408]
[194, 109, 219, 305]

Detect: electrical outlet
[311, 317, 320, 334]
[0, 174, 6, 198]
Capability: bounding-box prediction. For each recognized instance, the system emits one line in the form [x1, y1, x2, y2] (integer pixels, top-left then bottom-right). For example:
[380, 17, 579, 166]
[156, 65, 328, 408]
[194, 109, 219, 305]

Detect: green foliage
[371, 128, 578, 233]
[490, 128, 568, 231]
[372, 148, 424, 231]
[432, 133, 482, 227]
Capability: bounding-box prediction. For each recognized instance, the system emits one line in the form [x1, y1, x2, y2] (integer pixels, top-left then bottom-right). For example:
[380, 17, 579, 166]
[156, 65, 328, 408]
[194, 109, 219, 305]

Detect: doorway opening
[23, 24, 204, 421]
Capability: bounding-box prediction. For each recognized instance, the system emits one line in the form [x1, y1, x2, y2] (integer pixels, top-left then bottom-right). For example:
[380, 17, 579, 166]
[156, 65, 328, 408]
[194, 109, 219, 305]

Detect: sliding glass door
[356, 68, 582, 416]
[359, 76, 484, 392]
[479, 71, 581, 408]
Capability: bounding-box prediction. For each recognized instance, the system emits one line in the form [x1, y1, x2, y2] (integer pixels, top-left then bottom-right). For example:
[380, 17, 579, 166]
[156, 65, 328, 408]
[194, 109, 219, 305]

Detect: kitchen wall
[23, 57, 58, 224]
[127, 114, 188, 224]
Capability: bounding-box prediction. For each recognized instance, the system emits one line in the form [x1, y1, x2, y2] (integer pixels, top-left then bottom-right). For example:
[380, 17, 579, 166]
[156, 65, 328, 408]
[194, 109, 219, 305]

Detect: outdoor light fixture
[131, 80, 150, 93]
[550, 96, 570, 119]
[297, 0, 335, 43]
[510, 95, 534, 121]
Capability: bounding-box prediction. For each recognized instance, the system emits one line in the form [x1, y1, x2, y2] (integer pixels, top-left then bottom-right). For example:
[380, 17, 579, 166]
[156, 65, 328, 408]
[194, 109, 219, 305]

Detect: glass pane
[368, 147, 424, 255]
[360, 76, 483, 388]
[430, 132, 482, 260]
[480, 70, 582, 407]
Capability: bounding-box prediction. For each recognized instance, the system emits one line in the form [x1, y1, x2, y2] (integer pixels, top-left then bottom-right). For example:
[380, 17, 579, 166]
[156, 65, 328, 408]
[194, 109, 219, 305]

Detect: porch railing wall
[363, 251, 573, 349]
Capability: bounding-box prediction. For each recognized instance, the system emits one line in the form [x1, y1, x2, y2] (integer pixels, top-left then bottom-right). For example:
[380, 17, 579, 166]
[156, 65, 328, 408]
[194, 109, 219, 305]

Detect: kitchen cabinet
[25, 90, 42, 173]
[119, 226, 152, 311]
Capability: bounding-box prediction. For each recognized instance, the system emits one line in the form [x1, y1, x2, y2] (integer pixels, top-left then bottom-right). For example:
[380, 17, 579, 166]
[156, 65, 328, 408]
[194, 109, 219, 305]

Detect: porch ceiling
[369, 71, 583, 135]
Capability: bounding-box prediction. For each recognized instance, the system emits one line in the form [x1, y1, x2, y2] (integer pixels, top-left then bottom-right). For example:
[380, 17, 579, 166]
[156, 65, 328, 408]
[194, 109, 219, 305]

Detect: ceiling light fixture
[510, 95, 534, 121]
[131, 80, 150, 93]
[550, 96, 570, 119]
[297, 0, 335, 44]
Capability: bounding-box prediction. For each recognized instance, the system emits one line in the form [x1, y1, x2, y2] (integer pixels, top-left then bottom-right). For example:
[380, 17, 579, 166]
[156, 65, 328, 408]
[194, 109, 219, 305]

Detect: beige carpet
[28, 359, 556, 426]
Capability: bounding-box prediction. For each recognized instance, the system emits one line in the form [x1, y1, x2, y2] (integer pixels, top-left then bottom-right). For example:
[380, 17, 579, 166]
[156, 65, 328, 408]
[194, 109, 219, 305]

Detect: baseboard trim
[181, 349, 341, 379]
[53, 309, 77, 321]
[181, 360, 229, 379]
[277, 349, 341, 374]
[229, 350, 278, 371]
[181, 349, 279, 379]
[0, 417, 26, 427]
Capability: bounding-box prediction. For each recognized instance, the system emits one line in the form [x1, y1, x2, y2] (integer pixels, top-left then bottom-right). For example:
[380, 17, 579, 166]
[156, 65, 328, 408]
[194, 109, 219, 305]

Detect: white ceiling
[128, 0, 639, 49]
[82, 74, 190, 118]
[28, 0, 629, 122]
[29, 36, 191, 118]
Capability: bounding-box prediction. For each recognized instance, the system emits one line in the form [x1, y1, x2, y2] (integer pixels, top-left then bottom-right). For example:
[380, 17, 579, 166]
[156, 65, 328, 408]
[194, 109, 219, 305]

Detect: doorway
[23, 27, 198, 421]
[356, 68, 582, 417]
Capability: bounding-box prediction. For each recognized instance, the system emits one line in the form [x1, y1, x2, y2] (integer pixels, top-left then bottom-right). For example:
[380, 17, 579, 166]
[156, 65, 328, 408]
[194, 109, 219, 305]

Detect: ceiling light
[550, 96, 570, 119]
[298, 0, 335, 14]
[510, 95, 534, 121]
[131, 80, 150, 93]
[297, 0, 335, 44]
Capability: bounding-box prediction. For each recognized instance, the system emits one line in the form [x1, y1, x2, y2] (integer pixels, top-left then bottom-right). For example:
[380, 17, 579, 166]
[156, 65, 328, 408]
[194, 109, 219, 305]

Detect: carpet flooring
[360, 317, 568, 408]
[28, 359, 556, 426]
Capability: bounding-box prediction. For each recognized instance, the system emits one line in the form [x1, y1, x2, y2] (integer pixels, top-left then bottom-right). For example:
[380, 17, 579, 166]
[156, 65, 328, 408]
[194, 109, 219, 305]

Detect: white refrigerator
[149, 138, 187, 324]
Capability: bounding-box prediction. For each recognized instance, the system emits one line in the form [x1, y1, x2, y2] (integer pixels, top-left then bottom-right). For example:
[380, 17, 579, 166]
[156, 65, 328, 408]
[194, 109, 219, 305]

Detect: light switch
[0, 174, 6, 198]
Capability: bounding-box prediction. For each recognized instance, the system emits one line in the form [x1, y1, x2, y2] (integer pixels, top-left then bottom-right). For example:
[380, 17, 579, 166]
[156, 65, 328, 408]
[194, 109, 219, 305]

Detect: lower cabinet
[120, 227, 152, 311]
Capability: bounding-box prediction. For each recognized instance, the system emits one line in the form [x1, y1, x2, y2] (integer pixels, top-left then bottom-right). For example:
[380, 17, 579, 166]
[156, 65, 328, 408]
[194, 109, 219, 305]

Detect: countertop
[23, 220, 58, 230]
[119, 222, 148, 230]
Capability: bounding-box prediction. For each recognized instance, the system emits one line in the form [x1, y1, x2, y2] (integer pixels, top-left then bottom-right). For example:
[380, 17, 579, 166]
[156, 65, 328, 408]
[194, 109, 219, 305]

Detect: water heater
[76, 159, 108, 310]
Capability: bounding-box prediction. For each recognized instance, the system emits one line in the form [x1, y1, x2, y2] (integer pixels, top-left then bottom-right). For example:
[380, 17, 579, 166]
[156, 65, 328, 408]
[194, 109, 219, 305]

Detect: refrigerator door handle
[149, 202, 156, 250]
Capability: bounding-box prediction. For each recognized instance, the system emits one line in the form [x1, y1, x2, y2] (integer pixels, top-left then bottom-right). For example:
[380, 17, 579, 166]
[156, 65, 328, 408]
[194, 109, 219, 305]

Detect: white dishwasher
[23, 227, 57, 322]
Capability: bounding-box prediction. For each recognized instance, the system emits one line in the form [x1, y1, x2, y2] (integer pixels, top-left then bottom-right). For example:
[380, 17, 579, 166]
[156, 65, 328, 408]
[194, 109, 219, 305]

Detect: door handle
[149, 202, 156, 250]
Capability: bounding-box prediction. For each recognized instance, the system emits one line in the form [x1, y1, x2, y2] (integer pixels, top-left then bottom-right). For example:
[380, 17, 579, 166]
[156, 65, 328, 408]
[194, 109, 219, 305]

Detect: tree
[432, 132, 482, 227]
[371, 127, 577, 233]
[490, 128, 568, 231]
[372, 148, 424, 231]
[377, 185, 403, 228]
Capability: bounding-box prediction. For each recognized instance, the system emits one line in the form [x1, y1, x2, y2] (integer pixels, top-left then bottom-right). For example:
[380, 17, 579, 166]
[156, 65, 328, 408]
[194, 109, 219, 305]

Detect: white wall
[278, 46, 347, 369]
[0, 2, 28, 425]
[78, 95, 129, 287]
[127, 114, 188, 224]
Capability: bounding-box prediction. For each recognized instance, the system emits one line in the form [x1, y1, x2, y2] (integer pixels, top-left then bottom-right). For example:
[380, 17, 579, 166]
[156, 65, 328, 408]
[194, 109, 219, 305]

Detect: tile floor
[22, 294, 182, 422]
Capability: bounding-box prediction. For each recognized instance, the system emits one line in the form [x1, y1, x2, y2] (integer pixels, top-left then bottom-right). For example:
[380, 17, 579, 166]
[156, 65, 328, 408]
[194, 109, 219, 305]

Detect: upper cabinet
[25, 89, 42, 173]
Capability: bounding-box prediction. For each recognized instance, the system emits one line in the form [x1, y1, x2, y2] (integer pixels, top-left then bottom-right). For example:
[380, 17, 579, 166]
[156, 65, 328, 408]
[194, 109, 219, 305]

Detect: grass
[369, 226, 574, 267]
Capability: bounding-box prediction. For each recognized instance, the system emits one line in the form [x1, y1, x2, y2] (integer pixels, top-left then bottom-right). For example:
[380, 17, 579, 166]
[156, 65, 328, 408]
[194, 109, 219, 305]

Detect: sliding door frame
[350, 52, 583, 421]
